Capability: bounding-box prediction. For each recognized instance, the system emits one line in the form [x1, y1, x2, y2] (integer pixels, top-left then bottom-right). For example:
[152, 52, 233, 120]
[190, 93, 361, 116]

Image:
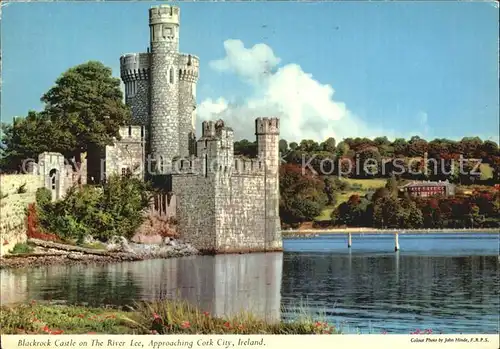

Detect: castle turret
[149, 4, 181, 172]
[256, 117, 282, 250]
[178, 53, 200, 157]
[120, 53, 150, 126]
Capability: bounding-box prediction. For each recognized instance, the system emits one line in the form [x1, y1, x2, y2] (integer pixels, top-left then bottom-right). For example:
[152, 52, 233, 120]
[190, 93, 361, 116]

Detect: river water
[1, 233, 498, 334]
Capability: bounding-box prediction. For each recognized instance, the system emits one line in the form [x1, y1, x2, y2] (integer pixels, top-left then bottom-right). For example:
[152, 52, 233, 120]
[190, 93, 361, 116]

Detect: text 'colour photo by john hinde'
[0, 1, 499, 348]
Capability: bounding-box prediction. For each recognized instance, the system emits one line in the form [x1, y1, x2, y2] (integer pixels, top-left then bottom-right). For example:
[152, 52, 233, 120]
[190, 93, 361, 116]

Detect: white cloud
[197, 40, 409, 142]
[209, 39, 281, 84]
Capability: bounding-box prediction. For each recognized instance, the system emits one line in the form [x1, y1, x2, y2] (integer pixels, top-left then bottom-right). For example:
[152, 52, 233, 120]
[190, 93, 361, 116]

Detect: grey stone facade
[108, 4, 282, 253]
[120, 53, 150, 126]
[104, 126, 146, 179]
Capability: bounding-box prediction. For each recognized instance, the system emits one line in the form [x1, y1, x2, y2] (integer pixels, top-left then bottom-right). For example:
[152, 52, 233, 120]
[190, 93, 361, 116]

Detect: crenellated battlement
[149, 5, 180, 26]
[118, 125, 146, 140]
[178, 53, 199, 83]
[120, 53, 150, 82]
[255, 117, 280, 135]
[202, 120, 216, 138]
[232, 157, 265, 175]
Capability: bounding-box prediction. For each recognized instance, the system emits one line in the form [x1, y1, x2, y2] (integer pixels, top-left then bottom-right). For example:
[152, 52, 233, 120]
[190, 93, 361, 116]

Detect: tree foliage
[36, 175, 154, 243]
[1, 61, 130, 172]
[279, 164, 327, 225]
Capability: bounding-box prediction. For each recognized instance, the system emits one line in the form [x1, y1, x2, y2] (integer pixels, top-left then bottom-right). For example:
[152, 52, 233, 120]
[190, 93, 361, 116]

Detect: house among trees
[400, 180, 456, 198]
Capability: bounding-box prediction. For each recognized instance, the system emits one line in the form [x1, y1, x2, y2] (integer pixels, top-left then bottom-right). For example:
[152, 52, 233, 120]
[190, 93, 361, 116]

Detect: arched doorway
[49, 168, 60, 201]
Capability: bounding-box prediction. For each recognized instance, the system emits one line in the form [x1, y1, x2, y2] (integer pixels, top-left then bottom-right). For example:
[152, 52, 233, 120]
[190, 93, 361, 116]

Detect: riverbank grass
[0, 300, 340, 335]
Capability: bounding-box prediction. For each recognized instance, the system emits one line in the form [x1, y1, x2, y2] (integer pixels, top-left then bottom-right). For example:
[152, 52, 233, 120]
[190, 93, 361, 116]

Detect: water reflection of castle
[126, 253, 283, 322]
[1, 253, 283, 322]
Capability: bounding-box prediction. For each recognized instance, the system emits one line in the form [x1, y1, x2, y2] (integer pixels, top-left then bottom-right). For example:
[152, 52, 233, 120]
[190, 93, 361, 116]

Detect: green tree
[385, 174, 399, 196]
[335, 141, 350, 157]
[299, 139, 320, 152]
[279, 139, 289, 155]
[234, 139, 257, 157]
[41, 61, 131, 157]
[392, 138, 408, 156]
[0, 112, 73, 172]
[408, 136, 428, 157]
[1, 61, 131, 171]
[400, 199, 424, 228]
[321, 137, 336, 153]
[357, 147, 381, 177]
[373, 196, 403, 228]
[279, 164, 327, 224]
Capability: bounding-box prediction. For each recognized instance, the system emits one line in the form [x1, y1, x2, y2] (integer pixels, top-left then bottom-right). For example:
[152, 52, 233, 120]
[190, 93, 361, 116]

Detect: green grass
[342, 178, 387, 189]
[316, 205, 336, 220]
[0, 300, 341, 335]
[314, 178, 388, 220]
[480, 163, 493, 180]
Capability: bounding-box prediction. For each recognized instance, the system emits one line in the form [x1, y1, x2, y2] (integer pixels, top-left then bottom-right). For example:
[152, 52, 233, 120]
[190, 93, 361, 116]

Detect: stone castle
[1, 4, 281, 256]
[88, 4, 282, 253]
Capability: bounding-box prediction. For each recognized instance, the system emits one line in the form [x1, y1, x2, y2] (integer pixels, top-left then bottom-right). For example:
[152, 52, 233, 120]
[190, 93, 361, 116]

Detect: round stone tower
[120, 53, 150, 126]
[178, 53, 199, 158]
[149, 4, 180, 172]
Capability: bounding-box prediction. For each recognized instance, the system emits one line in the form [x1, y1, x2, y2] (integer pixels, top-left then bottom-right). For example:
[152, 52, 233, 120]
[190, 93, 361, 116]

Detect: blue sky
[1, 1, 498, 143]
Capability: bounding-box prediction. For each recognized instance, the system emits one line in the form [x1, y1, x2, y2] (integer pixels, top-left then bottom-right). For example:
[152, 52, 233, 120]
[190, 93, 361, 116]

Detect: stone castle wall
[116, 5, 283, 254]
[0, 153, 86, 256]
[0, 174, 41, 256]
[172, 175, 217, 250]
[215, 173, 267, 252]
[104, 126, 146, 178]
[0, 174, 42, 196]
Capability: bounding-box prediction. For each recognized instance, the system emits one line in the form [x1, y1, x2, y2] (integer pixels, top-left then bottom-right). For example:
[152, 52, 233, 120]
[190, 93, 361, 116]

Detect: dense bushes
[279, 164, 328, 225]
[35, 175, 154, 243]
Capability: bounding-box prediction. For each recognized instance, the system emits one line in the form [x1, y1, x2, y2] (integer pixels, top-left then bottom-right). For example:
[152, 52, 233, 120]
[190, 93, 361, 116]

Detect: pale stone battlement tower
[120, 4, 199, 172]
[112, 4, 282, 253]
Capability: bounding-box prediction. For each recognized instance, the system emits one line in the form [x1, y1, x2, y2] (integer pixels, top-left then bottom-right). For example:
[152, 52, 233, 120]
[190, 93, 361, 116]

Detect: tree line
[279, 163, 500, 229]
[235, 136, 500, 184]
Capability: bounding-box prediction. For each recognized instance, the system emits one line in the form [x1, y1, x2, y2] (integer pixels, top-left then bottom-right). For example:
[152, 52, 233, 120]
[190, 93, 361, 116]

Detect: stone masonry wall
[104, 126, 145, 178]
[172, 175, 216, 251]
[126, 79, 150, 126]
[0, 174, 41, 256]
[215, 173, 266, 252]
[120, 52, 150, 126]
[178, 53, 199, 158]
[149, 5, 181, 166]
[256, 118, 282, 250]
[0, 174, 41, 196]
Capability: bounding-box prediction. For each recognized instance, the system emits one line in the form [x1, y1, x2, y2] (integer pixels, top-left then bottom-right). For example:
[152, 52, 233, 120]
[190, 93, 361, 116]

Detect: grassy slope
[315, 178, 387, 220]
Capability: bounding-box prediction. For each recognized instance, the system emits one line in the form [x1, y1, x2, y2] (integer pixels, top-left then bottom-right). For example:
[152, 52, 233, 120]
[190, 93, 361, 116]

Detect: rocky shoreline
[0, 236, 199, 270]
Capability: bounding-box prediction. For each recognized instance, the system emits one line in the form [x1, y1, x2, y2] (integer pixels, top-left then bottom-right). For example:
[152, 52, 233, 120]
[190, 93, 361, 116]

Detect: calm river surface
[1, 233, 499, 334]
